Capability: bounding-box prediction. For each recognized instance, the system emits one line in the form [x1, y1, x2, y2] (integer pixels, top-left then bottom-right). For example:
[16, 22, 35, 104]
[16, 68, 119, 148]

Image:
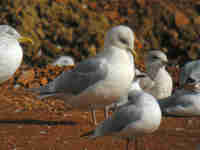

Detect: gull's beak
[18, 37, 34, 45]
[127, 48, 137, 59]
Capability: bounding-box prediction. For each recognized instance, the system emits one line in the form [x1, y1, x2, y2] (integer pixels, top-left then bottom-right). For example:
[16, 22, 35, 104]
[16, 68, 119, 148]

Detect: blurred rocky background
[0, 0, 199, 87]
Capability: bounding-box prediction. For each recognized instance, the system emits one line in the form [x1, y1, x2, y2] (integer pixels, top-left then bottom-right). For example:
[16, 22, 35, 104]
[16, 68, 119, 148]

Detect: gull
[159, 60, 200, 117]
[28, 25, 137, 125]
[140, 50, 173, 99]
[81, 75, 162, 150]
[0, 25, 33, 84]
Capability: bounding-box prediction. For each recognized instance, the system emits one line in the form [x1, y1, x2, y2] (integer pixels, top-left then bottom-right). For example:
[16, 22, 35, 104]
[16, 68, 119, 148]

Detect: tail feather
[25, 86, 51, 94]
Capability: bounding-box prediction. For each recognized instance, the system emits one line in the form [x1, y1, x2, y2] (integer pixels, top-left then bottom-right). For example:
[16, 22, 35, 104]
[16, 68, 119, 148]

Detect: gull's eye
[152, 56, 159, 59]
[187, 77, 195, 83]
[119, 37, 128, 45]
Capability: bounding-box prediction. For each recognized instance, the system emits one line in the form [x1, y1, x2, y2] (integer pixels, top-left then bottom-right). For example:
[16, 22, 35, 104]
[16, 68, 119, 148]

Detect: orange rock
[88, 2, 97, 9]
[136, 0, 146, 7]
[17, 69, 35, 85]
[194, 16, 200, 25]
[175, 11, 190, 27]
[40, 77, 48, 85]
[188, 43, 200, 59]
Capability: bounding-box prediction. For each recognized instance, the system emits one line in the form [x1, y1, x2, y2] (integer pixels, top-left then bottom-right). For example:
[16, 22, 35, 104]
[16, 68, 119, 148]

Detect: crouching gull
[81, 75, 162, 150]
[159, 60, 200, 117]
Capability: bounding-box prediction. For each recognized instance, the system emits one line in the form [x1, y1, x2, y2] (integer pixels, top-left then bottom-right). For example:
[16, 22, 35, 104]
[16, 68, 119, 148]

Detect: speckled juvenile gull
[159, 60, 200, 117]
[139, 50, 173, 99]
[29, 25, 137, 124]
[0, 25, 33, 84]
[52, 56, 75, 67]
[81, 77, 162, 150]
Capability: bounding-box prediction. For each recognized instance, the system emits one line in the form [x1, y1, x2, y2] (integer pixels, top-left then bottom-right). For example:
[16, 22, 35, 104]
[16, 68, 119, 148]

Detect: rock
[188, 43, 200, 59]
[136, 0, 146, 7]
[194, 16, 200, 24]
[52, 56, 75, 67]
[168, 29, 179, 39]
[17, 69, 35, 85]
[175, 11, 190, 27]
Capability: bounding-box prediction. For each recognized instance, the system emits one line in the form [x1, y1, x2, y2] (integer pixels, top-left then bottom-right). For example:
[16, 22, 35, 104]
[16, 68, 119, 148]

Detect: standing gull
[159, 60, 200, 117]
[29, 25, 137, 124]
[0, 25, 33, 84]
[81, 75, 162, 150]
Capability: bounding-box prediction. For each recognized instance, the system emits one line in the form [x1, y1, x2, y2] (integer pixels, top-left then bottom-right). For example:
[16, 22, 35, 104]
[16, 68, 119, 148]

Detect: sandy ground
[0, 85, 199, 150]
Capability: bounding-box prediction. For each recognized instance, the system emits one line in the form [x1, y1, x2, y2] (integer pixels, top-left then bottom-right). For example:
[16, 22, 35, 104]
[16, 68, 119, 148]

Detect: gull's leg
[104, 103, 118, 120]
[135, 137, 139, 150]
[104, 106, 110, 120]
[126, 138, 131, 150]
[90, 106, 97, 125]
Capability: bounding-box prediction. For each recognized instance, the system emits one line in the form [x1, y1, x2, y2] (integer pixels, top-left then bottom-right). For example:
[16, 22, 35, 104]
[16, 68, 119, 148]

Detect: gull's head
[145, 50, 168, 67]
[182, 72, 200, 92]
[180, 60, 200, 92]
[104, 25, 136, 58]
[0, 25, 33, 44]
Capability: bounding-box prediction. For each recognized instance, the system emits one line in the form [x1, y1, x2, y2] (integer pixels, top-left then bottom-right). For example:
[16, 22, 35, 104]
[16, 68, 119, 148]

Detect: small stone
[15, 109, 23, 113]
[17, 125, 23, 129]
[175, 128, 184, 131]
[40, 131, 47, 135]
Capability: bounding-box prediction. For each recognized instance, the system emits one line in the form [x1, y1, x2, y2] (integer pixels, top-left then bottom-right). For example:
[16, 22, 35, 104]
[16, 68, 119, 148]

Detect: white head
[180, 60, 200, 92]
[0, 25, 33, 45]
[145, 50, 168, 78]
[104, 25, 136, 57]
[145, 50, 168, 67]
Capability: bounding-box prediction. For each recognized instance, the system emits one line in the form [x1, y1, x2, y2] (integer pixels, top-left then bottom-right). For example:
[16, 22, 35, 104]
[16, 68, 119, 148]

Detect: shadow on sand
[0, 119, 77, 126]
